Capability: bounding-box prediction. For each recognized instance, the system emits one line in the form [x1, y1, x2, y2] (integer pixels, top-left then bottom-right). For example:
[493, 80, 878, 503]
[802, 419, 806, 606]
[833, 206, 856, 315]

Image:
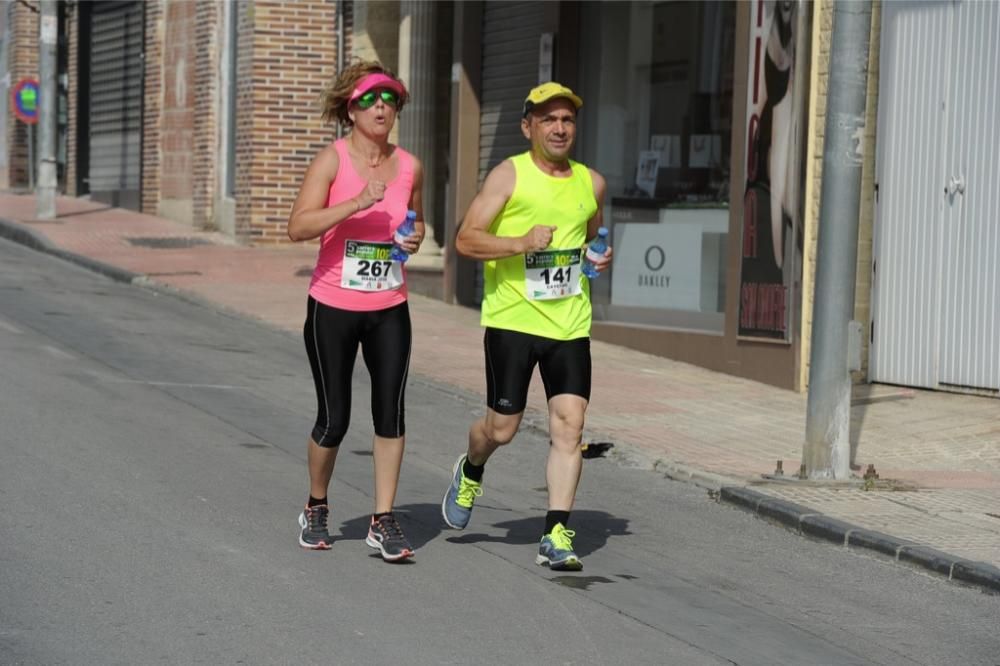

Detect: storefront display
[738, 0, 810, 341]
[578, 0, 736, 332]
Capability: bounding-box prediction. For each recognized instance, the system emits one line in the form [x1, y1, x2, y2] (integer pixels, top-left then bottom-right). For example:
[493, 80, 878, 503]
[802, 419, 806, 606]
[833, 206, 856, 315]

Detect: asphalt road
[1, 238, 997, 666]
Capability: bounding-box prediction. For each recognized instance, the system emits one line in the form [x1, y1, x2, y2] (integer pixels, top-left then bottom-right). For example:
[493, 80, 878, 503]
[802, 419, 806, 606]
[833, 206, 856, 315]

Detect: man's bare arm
[587, 169, 613, 273]
[587, 169, 607, 241]
[455, 160, 557, 260]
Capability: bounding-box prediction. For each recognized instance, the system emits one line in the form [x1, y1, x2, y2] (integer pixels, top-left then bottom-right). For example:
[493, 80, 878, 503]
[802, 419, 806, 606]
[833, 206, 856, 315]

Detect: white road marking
[41, 345, 75, 360]
[104, 378, 248, 390]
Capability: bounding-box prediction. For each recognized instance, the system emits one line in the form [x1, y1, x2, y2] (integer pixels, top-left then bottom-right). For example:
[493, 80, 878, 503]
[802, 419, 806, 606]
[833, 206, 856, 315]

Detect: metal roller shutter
[471, 2, 545, 303]
[88, 1, 143, 210]
[478, 2, 545, 180]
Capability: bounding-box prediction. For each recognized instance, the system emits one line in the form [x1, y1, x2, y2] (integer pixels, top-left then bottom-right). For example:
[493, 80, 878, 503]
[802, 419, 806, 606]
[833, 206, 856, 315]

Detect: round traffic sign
[12, 78, 40, 124]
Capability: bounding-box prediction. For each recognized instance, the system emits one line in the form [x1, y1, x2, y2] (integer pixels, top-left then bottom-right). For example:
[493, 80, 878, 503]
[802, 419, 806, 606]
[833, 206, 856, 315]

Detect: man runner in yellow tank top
[441, 83, 612, 571]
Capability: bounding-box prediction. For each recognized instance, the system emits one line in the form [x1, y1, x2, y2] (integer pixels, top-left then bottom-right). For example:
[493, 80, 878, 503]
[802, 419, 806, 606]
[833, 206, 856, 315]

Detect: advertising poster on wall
[738, 0, 810, 340]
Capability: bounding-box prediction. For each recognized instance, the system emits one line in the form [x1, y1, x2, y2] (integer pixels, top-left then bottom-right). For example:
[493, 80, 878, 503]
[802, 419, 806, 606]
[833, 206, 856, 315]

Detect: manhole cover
[126, 237, 211, 249]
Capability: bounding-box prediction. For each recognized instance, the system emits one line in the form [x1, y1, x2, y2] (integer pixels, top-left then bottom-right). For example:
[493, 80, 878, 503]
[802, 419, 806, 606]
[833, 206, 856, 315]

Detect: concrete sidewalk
[2, 193, 998, 592]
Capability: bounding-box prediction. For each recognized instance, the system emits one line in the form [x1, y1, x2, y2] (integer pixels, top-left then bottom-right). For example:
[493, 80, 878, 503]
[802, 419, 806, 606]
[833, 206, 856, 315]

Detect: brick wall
[0, 5, 7, 188]
[159, 0, 196, 222]
[191, 1, 219, 230]
[138, 0, 219, 229]
[799, 0, 881, 390]
[142, 0, 164, 215]
[65, 2, 78, 196]
[235, 0, 340, 244]
[5, 1, 38, 189]
[233, 0, 255, 239]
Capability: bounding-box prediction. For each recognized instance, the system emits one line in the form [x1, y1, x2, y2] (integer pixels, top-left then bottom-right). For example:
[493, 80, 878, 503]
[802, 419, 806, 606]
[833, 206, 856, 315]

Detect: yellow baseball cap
[522, 82, 583, 117]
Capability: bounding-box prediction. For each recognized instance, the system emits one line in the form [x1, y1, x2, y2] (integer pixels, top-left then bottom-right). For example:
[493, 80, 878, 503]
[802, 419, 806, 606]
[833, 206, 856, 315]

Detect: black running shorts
[483, 327, 591, 415]
[303, 297, 411, 447]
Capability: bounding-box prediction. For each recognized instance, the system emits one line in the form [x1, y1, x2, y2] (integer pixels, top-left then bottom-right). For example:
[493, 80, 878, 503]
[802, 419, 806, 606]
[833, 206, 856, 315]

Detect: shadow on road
[337, 502, 448, 551]
[445, 510, 631, 558]
[337, 505, 631, 558]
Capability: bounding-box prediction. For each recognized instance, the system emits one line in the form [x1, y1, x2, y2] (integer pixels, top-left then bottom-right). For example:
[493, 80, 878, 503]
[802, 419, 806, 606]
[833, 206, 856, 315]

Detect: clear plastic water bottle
[582, 227, 610, 279]
[390, 210, 418, 262]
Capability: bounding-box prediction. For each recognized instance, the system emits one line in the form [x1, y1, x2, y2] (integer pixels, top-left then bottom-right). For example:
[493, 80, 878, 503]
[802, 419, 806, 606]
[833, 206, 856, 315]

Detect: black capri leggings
[303, 297, 411, 447]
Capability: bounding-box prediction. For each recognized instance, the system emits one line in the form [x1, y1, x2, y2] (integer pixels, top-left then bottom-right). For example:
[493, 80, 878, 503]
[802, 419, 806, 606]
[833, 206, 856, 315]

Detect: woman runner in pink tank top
[287, 61, 426, 562]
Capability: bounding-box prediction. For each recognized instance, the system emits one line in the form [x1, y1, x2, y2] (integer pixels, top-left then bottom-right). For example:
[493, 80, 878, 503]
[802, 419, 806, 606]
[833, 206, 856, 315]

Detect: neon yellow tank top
[481, 152, 598, 340]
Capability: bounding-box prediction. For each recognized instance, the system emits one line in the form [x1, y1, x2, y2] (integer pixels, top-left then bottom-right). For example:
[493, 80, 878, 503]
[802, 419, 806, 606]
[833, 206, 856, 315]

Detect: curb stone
[654, 460, 743, 491]
[0, 217, 141, 284]
[0, 217, 302, 339]
[719, 486, 1000, 596]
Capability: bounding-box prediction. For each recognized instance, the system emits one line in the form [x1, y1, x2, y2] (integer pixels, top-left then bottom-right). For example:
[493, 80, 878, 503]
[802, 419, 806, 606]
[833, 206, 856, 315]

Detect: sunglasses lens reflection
[356, 89, 399, 109]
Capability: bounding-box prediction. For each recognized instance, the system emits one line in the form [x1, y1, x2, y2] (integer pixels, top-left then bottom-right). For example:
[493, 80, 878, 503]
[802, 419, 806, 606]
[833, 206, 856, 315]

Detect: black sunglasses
[356, 89, 399, 109]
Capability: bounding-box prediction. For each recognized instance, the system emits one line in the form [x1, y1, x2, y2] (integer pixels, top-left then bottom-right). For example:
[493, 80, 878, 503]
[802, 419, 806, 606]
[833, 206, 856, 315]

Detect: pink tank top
[308, 138, 415, 311]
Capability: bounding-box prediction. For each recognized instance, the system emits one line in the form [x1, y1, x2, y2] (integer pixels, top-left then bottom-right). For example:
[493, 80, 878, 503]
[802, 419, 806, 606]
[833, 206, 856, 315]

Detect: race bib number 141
[524, 248, 582, 300]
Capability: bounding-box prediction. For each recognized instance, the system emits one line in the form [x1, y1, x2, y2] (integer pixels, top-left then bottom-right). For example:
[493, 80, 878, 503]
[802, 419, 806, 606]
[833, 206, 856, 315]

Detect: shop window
[578, 1, 736, 332]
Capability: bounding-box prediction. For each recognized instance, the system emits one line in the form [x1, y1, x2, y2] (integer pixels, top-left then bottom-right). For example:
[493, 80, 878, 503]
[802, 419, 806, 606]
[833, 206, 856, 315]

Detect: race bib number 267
[341, 240, 404, 292]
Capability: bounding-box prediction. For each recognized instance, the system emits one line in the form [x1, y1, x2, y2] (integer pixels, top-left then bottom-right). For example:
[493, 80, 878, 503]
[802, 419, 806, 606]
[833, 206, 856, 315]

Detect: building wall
[65, 1, 78, 196]
[799, 0, 881, 391]
[153, 0, 219, 229]
[159, 0, 197, 224]
[0, 3, 11, 188]
[4, 1, 38, 190]
[191, 1, 220, 230]
[352, 0, 399, 70]
[234, 0, 339, 243]
[853, 1, 881, 381]
[233, 0, 254, 239]
[142, 0, 164, 215]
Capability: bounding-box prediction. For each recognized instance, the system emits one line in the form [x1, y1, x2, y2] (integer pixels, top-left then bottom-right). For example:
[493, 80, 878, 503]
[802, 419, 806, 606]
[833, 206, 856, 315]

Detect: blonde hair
[319, 60, 409, 127]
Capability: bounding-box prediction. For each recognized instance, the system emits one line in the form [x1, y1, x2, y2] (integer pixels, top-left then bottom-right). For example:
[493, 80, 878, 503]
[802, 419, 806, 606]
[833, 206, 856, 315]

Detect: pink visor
[349, 73, 407, 103]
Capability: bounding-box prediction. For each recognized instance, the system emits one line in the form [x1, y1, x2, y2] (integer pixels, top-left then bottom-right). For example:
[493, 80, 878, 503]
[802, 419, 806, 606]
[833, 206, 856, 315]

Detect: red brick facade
[4, 1, 38, 189]
[160, 1, 196, 214]
[65, 2, 78, 196]
[142, 0, 219, 229]
[191, 1, 219, 230]
[234, 0, 341, 243]
[9, 0, 352, 243]
[142, 0, 164, 215]
[233, 0, 255, 239]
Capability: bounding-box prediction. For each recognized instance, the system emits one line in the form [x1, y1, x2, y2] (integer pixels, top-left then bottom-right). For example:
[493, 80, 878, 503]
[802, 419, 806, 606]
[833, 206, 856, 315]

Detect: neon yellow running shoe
[441, 455, 483, 529]
[535, 523, 583, 571]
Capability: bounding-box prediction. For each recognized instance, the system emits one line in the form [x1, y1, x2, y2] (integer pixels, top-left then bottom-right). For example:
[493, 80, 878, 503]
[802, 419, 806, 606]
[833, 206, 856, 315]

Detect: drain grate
[126, 236, 211, 249]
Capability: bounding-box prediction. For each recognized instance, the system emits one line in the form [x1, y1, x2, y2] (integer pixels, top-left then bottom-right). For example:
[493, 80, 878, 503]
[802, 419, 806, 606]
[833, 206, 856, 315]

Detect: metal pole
[36, 0, 58, 219]
[28, 123, 35, 190]
[803, 0, 873, 479]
